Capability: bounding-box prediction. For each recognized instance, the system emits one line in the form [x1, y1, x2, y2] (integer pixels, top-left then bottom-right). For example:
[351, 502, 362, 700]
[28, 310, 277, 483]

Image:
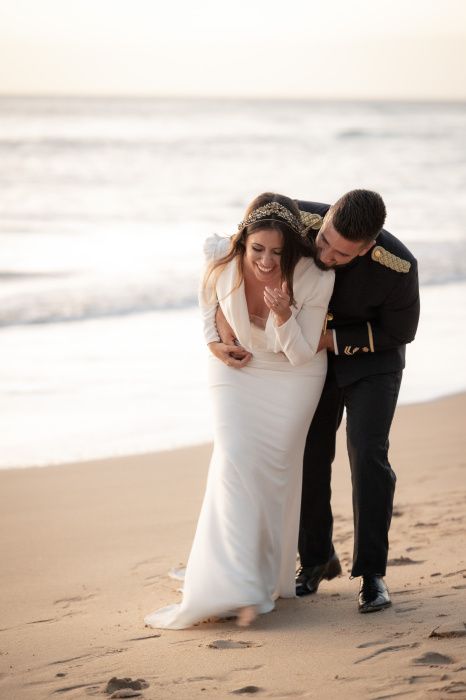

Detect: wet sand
[1, 393, 465, 699]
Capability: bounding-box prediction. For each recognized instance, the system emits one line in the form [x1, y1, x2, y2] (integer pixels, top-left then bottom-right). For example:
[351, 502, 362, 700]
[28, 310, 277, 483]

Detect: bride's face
[243, 228, 284, 283]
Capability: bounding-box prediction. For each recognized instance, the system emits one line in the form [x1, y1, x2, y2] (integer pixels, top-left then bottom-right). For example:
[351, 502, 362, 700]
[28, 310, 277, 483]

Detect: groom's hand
[212, 307, 252, 367]
[208, 342, 252, 368]
[317, 330, 335, 353]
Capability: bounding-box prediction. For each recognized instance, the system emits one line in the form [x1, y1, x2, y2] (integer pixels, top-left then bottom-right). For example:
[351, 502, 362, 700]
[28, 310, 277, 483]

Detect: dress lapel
[217, 258, 252, 351]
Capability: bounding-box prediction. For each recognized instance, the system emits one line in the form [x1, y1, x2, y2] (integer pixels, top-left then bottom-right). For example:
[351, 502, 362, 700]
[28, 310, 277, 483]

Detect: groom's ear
[358, 240, 376, 257]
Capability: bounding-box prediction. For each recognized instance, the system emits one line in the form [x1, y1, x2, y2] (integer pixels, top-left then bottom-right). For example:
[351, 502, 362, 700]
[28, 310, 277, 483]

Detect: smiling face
[315, 220, 375, 269]
[243, 227, 284, 283]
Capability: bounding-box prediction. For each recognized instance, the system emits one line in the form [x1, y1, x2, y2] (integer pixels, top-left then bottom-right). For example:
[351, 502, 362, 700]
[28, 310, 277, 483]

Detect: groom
[216, 189, 420, 613]
[295, 189, 420, 612]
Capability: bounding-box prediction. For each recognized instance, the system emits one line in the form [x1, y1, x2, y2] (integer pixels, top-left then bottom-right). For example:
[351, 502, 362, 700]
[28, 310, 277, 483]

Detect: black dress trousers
[299, 367, 403, 577]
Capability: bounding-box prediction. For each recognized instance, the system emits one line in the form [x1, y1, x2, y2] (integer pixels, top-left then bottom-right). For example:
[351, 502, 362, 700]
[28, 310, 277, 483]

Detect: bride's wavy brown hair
[203, 192, 317, 306]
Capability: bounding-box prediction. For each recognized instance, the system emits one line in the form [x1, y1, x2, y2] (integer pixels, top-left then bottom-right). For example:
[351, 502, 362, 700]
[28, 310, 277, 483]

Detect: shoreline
[1, 393, 465, 699]
[3, 279, 466, 470]
[2, 389, 466, 473]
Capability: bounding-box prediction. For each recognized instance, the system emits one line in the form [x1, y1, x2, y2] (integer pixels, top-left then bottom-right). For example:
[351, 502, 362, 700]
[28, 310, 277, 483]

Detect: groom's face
[315, 221, 375, 270]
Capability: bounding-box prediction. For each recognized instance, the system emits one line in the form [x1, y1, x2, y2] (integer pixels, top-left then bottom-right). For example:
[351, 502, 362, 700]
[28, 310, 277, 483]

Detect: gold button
[373, 249, 381, 259]
[326, 312, 333, 321]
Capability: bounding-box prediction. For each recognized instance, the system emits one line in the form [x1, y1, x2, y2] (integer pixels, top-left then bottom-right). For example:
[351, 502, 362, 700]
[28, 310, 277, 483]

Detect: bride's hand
[208, 341, 252, 368]
[264, 282, 292, 326]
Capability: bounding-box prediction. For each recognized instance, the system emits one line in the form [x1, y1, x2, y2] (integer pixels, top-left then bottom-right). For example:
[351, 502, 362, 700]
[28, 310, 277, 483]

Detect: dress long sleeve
[272, 261, 335, 366]
[198, 235, 230, 344]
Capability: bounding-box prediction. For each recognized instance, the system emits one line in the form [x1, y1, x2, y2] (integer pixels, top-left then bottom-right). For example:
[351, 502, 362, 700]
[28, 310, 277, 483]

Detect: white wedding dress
[144, 236, 334, 629]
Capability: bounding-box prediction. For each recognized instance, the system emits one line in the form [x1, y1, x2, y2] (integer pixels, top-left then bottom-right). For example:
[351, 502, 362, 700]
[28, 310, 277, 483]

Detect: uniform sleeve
[335, 263, 420, 357]
[198, 235, 230, 344]
[273, 269, 335, 366]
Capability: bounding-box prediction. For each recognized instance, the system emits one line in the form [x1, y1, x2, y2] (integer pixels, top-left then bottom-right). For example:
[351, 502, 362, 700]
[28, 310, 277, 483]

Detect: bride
[144, 193, 334, 629]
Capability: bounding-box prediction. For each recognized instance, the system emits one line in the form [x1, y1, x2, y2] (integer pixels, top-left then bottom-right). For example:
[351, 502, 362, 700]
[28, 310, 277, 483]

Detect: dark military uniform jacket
[298, 200, 420, 387]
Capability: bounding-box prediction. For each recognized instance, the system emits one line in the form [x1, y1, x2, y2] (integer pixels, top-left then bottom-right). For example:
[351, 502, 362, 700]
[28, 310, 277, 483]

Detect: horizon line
[0, 92, 465, 104]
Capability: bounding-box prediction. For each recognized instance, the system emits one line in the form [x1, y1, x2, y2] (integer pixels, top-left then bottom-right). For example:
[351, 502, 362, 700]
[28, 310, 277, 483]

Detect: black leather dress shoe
[295, 553, 342, 596]
[358, 575, 391, 613]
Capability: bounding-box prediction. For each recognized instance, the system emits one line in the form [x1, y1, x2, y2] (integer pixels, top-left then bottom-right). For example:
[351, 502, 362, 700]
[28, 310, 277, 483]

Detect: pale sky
[0, 0, 465, 99]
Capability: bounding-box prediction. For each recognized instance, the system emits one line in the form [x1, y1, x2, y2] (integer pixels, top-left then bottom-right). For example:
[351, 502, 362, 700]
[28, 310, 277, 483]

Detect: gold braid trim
[371, 245, 411, 273]
[238, 202, 303, 234]
[299, 211, 324, 230]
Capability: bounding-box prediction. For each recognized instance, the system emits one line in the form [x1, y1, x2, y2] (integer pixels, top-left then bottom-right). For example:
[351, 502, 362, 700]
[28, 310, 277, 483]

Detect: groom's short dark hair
[328, 189, 386, 243]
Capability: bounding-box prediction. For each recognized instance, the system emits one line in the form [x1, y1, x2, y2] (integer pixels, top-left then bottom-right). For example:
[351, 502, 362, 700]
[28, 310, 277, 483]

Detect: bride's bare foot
[236, 605, 257, 627]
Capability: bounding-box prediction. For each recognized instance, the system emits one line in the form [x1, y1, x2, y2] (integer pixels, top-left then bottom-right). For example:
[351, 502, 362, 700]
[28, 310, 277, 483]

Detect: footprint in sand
[143, 574, 164, 587]
[53, 682, 101, 694]
[411, 651, 454, 666]
[53, 593, 97, 613]
[49, 653, 95, 667]
[207, 640, 262, 650]
[429, 623, 466, 639]
[355, 643, 419, 664]
[26, 617, 57, 625]
[49, 647, 126, 669]
[231, 686, 262, 694]
[357, 636, 403, 649]
[105, 677, 149, 695]
[391, 587, 421, 596]
[388, 556, 425, 566]
[404, 673, 440, 685]
[130, 556, 163, 572]
[394, 605, 422, 614]
[443, 568, 466, 578]
[432, 593, 456, 599]
[433, 680, 466, 694]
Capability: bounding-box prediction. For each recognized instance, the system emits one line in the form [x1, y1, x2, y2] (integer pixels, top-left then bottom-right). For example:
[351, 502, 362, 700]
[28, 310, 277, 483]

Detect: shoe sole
[358, 600, 392, 614]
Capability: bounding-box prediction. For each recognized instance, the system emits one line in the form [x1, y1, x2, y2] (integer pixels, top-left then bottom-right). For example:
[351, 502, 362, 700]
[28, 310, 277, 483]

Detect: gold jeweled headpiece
[238, 202, 303, 235]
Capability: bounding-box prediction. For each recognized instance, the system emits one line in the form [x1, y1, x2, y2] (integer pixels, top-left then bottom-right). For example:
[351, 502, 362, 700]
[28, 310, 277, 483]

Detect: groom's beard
[314, 252, 336, 271]
[315, 250, 357, 271]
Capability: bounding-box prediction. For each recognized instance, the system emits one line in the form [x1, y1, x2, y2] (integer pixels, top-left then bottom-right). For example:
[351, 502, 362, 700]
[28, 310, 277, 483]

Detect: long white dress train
[144, 237, 334, 629]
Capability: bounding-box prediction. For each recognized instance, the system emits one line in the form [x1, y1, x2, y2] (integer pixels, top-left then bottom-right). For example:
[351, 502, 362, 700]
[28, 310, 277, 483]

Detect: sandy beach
[1, 393, 465, 700]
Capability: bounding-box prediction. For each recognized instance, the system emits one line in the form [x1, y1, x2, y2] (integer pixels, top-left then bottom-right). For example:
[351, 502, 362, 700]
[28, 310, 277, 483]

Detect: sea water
[1, 96, 465, 468]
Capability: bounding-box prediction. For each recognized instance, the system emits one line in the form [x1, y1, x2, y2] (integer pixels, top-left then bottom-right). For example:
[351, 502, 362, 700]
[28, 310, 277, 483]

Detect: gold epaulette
[299, 211, 323, 230]
[371, 245, 411, 273]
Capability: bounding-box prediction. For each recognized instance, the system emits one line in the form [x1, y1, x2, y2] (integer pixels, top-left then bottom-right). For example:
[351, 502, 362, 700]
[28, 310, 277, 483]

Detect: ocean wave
[336, 128, 457, 140]
[0, 283, 199, 327]
[0, 134, 316, 154]
[0, 264, 464, 328]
